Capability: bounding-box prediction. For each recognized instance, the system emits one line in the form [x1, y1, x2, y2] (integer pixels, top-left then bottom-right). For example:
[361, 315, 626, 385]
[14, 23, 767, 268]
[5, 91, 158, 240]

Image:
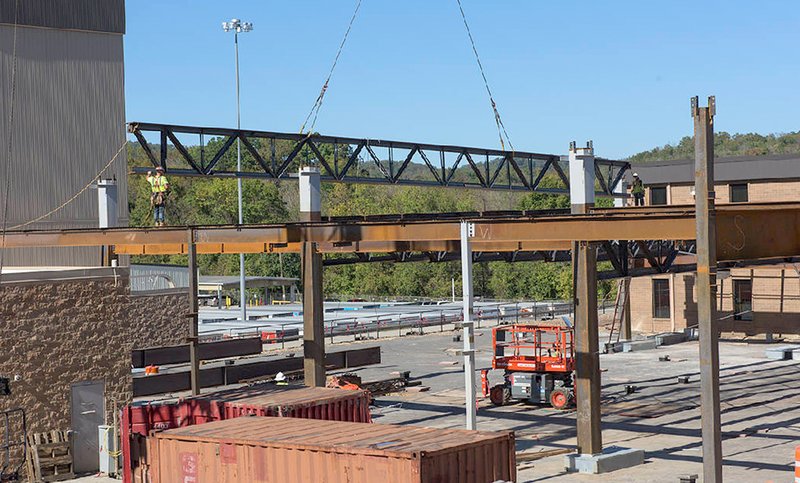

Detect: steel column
[187, 230, 201, 396]
[461, 221, 477, 430]
[300, 167, 325, 386]
[570, 141, 602, 455]
[692, 95, 722, 482]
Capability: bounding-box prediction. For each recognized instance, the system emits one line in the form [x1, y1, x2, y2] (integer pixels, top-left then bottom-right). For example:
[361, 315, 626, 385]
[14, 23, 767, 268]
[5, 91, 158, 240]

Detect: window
[650, 186, 668, 206]
[652, 279, 671, 319]
[730, 183, 748, 203]
[733, 279, 753, 321]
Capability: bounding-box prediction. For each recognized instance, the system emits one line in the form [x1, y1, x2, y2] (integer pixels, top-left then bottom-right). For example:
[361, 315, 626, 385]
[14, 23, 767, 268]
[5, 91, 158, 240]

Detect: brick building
[627, 153, 800, 335]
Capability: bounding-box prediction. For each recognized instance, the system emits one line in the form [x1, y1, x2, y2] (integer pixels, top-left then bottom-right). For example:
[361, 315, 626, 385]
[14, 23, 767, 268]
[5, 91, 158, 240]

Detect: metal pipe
[188, 229, 201, 395]
[461, 221, 477, 430]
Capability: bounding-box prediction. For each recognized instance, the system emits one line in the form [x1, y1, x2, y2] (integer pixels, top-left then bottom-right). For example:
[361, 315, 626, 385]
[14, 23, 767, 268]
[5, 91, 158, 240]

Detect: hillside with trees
[629, 131, 800, 163]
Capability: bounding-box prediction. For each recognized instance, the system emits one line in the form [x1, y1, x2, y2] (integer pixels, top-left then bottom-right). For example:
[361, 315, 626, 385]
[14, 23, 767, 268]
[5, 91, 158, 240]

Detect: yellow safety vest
[147, 175, 169, 193]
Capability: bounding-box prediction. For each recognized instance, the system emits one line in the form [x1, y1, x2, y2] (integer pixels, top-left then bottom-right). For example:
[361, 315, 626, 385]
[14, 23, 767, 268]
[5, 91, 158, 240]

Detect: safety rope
[0, 0, 21, 281]
[8, 141, 128, 230]
[299, 0, 363, 135]
[455, 0, 514, 153]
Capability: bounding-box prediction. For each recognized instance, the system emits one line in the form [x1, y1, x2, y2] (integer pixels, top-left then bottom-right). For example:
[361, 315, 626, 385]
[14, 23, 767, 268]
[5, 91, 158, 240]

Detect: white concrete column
[97, 179, 118, 228]
[613, 179, 628, 208]
[460, 221, 477, 430]
[568, 141, 595, 209]
[299, 166, 322, 219]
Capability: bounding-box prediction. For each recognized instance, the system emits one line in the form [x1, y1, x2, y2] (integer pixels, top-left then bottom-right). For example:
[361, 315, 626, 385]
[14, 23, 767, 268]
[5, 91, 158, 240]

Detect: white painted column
[97, 179, 118, 228]
[613, 178, 628, 208]
[460, 221, 477, 430]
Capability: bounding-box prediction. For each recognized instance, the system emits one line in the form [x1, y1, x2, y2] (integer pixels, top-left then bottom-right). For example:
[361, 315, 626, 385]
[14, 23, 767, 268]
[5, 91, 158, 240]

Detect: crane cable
[299, 0, 363, 135]
[455, 0, 514, 153]
[0, 0, 20, 281]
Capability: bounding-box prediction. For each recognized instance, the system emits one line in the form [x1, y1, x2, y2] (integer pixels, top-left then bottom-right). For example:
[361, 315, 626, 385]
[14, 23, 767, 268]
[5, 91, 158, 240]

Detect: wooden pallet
[25, 430, 74, 483]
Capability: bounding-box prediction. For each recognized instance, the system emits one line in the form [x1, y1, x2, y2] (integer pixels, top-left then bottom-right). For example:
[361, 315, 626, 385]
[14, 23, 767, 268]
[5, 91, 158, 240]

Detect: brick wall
[630, 267, 800, 335]
[0, 268, 187, 437]
[629, 179, 800, 206]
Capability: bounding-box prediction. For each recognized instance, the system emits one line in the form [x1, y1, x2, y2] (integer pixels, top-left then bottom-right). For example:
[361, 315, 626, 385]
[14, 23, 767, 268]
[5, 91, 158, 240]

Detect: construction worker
[631, 172, 645, 206]
[274, 372, 288, 386]
[146, 167, 170, 226]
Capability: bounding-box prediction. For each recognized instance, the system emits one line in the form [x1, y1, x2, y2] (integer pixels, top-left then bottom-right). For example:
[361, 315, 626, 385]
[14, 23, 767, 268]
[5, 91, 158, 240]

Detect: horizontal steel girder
[4, 203, 799, 262]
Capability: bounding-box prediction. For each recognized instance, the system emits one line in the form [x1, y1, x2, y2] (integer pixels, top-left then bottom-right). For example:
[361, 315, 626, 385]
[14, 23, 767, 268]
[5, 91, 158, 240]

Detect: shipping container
[149, 416, 515, 483]
[123, 385, 372, 483]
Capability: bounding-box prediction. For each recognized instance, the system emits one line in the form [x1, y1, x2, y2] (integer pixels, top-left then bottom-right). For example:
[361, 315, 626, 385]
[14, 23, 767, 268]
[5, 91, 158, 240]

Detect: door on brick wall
[70, 380, 105, 474]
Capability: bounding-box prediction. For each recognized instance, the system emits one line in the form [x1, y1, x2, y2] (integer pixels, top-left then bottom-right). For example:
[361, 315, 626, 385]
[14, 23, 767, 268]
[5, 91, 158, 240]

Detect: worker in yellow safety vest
[275, 372, 288, 386]
[146, 167, 170, 226]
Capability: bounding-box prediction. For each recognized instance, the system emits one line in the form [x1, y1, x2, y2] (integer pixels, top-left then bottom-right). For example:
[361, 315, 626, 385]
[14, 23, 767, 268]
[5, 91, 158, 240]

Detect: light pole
[222, 18, 253, 323]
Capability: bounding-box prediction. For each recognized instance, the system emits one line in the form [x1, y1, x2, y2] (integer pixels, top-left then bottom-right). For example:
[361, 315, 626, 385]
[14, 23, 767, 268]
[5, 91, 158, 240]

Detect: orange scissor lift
[481, 323, 575, 409]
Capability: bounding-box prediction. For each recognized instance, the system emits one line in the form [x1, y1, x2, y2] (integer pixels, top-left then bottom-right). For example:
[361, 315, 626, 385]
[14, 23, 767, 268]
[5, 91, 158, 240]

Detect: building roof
[630, 153, 800, 185]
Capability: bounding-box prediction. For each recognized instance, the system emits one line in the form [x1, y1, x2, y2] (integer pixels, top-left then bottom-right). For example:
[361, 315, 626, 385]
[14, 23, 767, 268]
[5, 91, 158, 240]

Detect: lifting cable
[0, 0, 21, 281]
[455, 0, 514, 152]
[299, 0, 363, 135]
[8, 141, 128, 231]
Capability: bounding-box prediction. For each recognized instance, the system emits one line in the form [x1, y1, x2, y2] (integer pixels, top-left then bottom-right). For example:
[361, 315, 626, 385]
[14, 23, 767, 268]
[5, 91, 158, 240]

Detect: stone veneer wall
[0, 268, 187, 436]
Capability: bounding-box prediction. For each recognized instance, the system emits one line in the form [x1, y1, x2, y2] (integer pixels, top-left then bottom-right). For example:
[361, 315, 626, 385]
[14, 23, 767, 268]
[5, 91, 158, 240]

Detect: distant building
[0, 0, 128, 266]
[627, 154, 800, 336]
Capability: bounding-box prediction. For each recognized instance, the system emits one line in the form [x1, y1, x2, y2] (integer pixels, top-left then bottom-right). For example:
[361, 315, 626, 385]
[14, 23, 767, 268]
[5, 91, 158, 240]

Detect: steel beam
[187, 230, 201, 396]
[569, 142, 603, 456]
[300, 167, 325, 387]
[6, 205, 800, 263]
[692, 95, 722, 483]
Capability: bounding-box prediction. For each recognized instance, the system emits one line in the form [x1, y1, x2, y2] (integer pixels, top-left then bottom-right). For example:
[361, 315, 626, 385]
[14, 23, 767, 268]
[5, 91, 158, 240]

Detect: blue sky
[124, 1, 800, 159]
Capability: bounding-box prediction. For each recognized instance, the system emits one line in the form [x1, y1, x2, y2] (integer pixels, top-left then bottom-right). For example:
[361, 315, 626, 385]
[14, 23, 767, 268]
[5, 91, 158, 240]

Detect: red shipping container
[148, 417, 516, 483]
[122, 385, 371, 483]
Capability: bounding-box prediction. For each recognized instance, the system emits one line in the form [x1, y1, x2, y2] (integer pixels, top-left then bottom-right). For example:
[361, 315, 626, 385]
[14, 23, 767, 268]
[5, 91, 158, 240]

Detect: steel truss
[127, 122, 630, 195]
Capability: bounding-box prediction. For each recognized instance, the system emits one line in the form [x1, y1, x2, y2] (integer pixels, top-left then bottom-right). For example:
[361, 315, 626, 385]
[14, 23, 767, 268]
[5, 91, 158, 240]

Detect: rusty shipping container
[149, 416, 516, 483]
[124, 385, 372, 483]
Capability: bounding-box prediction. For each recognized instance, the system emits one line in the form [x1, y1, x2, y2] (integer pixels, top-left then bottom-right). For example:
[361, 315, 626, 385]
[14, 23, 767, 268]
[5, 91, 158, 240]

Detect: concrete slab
[791, 348, 800, 361]
[622, 339, 658, 352]
[653, 332, 687, 346]
[564, 446, 645, 474]
[765, 345, 800, 360]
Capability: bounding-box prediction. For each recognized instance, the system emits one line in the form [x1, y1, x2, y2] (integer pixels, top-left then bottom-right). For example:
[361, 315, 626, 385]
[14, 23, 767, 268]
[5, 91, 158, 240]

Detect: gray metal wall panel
[0, 24, 127, 266]
[0, 0, 125, 34]
[130, 265, 190, 292]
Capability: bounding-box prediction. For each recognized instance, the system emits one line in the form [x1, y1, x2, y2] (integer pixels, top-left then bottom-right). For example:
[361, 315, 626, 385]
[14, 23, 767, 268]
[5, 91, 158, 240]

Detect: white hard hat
[275, 372, 286, 382]
[633, 172, 639, 177]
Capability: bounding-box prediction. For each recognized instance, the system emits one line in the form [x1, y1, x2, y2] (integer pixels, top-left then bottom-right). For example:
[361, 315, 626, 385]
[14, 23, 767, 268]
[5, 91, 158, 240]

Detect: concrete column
[97, 179, 118, 228]
[569, 141, 602, 455]
[187, 230, 201, 396]
[460, 221, 477, 430]
[217, 287, 223, 310]
[692, 96, 722, 483]
[613, 180, 628, 208]
[300, 167, 325, 386]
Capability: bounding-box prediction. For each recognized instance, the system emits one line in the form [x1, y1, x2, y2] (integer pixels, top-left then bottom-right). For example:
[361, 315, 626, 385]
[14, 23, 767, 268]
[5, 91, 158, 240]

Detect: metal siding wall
[130, 264, 190, 292]
[0, 24, 127, 266]
[0, 0, 125, 34]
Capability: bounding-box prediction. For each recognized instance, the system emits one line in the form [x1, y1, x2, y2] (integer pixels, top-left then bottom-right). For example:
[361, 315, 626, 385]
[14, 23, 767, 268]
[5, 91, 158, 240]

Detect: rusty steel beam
[6, 203, 800, 262]
[114, 239, 575, 256]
